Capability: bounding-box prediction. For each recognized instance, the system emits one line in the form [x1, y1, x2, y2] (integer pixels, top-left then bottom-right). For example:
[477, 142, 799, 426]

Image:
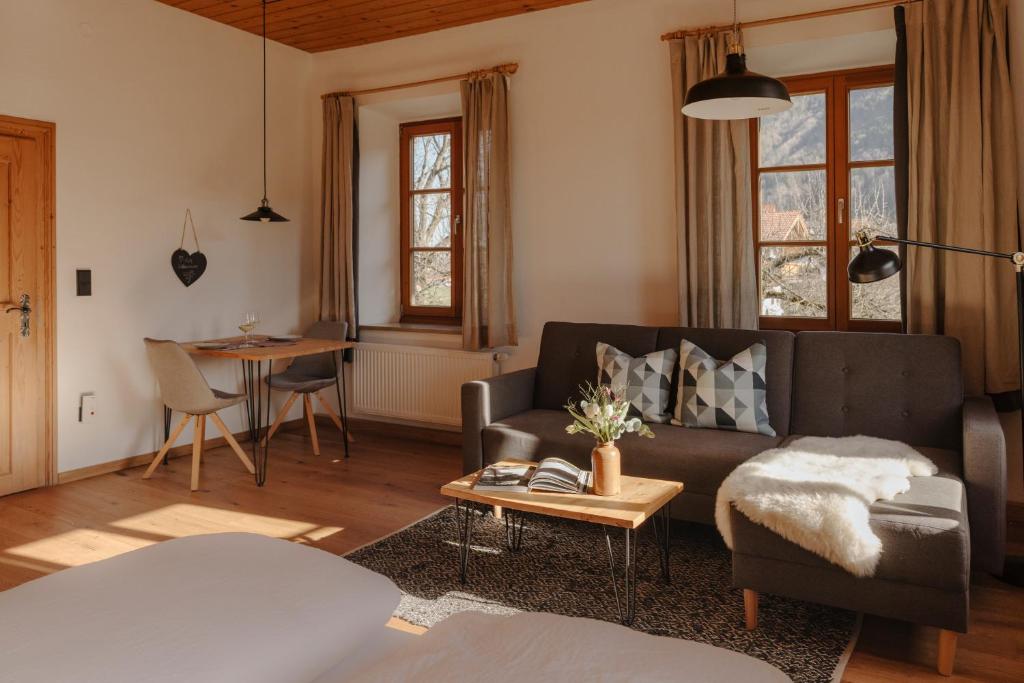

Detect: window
[400, 117, 463, 324]
[751, 66, 900, 332]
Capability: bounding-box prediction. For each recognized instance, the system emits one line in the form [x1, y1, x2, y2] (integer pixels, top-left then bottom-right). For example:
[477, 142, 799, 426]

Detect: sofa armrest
[963, 395, 1006, 574]
[461, 368, 536, 475]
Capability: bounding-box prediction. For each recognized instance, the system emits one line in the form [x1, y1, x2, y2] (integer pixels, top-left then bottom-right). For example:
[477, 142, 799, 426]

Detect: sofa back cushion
[791, 332, 963, 449]
[534, 322, 659, 410]
[656, 327, 795, 437]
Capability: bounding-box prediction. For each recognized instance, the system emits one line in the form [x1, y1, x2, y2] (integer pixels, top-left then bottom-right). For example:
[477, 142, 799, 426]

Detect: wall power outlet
[79, 393, 97, 423]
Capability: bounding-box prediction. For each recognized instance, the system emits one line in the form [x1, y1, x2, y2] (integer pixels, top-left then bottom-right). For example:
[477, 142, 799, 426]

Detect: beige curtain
[670, 33, 757, 329]
[318, 94, 358, 334]
[905, 0, 1021, 395]
[461, 73, 516, 350]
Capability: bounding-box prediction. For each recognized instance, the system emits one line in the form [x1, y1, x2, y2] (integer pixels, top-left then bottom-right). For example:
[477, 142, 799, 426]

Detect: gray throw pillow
[596, 342, 677, 423]
[671, 339, 775, 436]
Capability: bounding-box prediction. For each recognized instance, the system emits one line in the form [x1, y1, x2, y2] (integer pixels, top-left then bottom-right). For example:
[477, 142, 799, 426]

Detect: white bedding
[330, 611, 792, 682]
[0, 533, 399, 683]
[0, 532, 791, 683]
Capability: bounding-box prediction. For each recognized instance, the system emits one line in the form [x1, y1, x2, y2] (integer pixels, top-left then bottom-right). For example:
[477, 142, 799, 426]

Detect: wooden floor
[0, 425, 1021, 682]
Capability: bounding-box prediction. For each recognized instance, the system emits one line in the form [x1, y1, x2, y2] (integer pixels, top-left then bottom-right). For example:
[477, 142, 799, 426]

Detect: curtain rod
[660, 0, 920, 41]
[321, 62, 518, 99]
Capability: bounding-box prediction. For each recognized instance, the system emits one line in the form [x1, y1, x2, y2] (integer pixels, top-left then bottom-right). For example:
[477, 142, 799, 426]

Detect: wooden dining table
[180, 336, 354, 486]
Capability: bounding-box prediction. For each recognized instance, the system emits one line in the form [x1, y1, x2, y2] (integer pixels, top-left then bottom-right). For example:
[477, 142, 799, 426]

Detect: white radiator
[352, 343, 498, 426]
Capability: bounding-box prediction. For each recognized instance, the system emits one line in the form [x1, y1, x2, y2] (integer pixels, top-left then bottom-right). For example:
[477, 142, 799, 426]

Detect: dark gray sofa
[462, 322, 1007, 673]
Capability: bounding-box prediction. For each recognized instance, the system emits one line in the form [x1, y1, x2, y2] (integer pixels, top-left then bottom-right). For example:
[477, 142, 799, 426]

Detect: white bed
[318, 611, 792, 683]
[0, 533, 790, 683]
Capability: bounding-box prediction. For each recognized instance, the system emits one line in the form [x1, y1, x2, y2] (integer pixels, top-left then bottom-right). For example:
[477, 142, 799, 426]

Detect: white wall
[311, 0, 896, 372]
[0, 0, 315, 473]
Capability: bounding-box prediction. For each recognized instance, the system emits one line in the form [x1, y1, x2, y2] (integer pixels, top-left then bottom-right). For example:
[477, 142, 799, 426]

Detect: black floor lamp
[849, 228, 1024, 586]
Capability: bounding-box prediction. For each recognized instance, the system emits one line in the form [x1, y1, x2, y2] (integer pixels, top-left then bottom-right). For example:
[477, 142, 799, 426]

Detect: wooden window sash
[399, 117, 463, 325]
[751, 65, 899, 333]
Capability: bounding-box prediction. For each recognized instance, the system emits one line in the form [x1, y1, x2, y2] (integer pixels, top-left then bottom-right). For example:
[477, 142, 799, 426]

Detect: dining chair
[262, 320, 349, 456]
[142, 338, 255, 491]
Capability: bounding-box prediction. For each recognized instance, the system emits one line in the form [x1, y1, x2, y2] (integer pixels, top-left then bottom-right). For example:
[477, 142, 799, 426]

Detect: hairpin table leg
[604, 525, 639, 626]
[650, 503, 672, 584]
[505, 508, 526, 551]
[242, 359, 271, 486]
[162, 405, 172, 465]
[454, 499, 476, 585]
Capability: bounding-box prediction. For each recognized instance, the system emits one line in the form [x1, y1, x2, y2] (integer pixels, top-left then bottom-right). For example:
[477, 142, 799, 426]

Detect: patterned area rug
[347, 507, 859, 683]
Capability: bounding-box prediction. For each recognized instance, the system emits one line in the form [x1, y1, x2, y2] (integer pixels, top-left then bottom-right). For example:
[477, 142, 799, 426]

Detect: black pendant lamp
[242, 0, 288, 223]
[682, 0, 792, 120]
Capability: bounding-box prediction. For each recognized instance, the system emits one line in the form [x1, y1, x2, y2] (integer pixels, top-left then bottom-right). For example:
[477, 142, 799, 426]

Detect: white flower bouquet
[565, 382, 654, 443]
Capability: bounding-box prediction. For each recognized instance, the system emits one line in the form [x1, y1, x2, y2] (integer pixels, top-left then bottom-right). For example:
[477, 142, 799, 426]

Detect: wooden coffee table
[440, 461, 684, 625]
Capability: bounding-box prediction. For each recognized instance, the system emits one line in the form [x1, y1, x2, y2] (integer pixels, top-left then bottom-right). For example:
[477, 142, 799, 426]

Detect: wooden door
[0, 115, 54, 496]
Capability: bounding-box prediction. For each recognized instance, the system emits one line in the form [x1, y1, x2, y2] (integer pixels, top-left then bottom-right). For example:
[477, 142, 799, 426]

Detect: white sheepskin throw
[715, 435, 937, 577]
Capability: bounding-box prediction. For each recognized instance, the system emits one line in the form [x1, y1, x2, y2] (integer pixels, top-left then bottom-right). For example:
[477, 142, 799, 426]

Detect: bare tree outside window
[753, 72, 900, 329]
[411, 134, 453, 306]
[400, 118, 463, 322]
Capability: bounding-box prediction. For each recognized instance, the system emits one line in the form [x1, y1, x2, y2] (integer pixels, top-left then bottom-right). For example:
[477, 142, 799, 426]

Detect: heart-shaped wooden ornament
[171, 248, 207, 287]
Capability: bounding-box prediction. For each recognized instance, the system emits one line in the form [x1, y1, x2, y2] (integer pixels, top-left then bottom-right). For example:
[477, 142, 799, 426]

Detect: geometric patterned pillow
[596, 342, 677, 423]
[670, 339, 775, 436]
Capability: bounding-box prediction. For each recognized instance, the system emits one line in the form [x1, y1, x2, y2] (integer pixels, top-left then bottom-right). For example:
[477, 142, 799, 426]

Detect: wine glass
[238, 311, 258, 345]
[249, 311, 261, 341]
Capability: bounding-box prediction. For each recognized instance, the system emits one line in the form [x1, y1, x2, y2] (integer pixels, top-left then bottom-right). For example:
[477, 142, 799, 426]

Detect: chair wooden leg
[207, 412, 256, 474]
[143, 413, 191, 479]
[303, 393, 320, 456]
[937, 629, 957, 676]
[313, 391, 349, 438]
[744, 589, 758, 630]
[493, 505, 503, 520]
[262, 391, 299, 446]
[190, 415, 205, 491]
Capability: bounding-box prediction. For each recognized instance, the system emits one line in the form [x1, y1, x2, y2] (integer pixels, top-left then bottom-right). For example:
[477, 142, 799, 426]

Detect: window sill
[361, 322, 461, 336]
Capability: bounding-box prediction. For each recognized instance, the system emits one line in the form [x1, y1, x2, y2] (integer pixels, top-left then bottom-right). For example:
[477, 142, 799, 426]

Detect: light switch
[76, 269, 92, 296]
[79, 393, 96, 423]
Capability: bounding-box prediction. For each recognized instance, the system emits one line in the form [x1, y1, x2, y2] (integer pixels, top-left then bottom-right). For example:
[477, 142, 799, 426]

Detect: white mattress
[0, 533, 399, 683]
[331, 611, 792, 682]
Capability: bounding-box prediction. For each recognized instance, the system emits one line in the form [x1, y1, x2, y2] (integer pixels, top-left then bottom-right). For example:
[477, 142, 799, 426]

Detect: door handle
[837, 198, 845, 225]
[5, 293, 30, 337]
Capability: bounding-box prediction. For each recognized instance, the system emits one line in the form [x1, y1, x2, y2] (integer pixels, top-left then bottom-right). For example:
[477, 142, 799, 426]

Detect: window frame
[750, 65, 899, 333]
[399, 117, 464, 325]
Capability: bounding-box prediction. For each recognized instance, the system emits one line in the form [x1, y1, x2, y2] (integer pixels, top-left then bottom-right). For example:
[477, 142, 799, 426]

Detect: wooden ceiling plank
[265, 0, 485, 41]
[156, 0, 591, 53]
[206, 0, 357, 23]
[297, 0, 586, 52]
[165, 0, 242, 14]
[239, 0, 468, 34]
[275, 0, 577, 42]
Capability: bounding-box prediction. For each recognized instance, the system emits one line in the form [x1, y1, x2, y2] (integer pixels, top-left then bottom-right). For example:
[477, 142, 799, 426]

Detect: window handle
[837, 198, 845, 224]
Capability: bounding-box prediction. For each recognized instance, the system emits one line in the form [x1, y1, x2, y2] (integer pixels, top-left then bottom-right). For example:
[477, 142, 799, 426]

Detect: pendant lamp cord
[262, 0, 266, 202]
[731, 0, 739, 48]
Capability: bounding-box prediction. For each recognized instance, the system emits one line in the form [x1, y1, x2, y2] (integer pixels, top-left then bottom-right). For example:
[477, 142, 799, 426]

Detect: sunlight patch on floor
[5, 528, 151, 567]
[109, 503, 343, 542]
[4, 504, 344, 569]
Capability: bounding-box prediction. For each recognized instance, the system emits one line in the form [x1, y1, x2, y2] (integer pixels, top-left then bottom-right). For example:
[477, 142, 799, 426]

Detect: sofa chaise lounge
[462, 321, 1007, 675]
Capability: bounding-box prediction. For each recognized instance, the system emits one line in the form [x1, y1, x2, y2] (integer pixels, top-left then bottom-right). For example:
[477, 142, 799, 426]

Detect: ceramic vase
[591, 441, 621, 496]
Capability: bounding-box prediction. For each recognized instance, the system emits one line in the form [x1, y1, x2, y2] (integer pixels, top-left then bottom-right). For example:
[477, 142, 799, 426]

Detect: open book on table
[473, 458, 593, 494]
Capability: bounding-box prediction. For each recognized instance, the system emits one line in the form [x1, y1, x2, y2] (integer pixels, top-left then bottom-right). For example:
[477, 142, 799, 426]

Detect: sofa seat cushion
[482, 409, 783, 497]
[730, 472, 969, 591]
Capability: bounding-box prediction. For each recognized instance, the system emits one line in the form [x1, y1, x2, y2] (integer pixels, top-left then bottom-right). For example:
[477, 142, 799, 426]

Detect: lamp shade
[848, 242, 901, 283]
[682, 52, 792, 120]
[241, 199, 289, 223]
